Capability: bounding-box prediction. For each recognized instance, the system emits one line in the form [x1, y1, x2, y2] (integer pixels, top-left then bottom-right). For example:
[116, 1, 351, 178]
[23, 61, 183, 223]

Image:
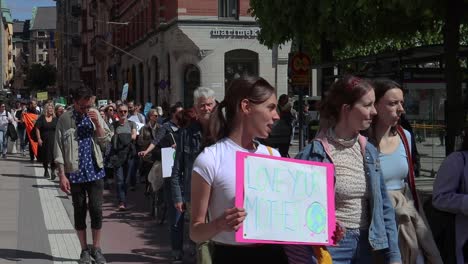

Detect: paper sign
[37, 91, 48, 101]
[161, 147, 176, 178]
[235, 152, 335, 245]
[121, 83, 129, 101]
[98, 100, 108, 107]
[144, 102, 152, 116]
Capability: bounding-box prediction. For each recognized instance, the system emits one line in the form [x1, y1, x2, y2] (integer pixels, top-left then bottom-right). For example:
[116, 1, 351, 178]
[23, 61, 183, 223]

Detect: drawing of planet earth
[306, 202, 327, 234]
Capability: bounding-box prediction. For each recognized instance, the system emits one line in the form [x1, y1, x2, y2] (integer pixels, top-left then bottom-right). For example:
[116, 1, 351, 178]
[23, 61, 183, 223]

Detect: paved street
[0, 153, 172, 264]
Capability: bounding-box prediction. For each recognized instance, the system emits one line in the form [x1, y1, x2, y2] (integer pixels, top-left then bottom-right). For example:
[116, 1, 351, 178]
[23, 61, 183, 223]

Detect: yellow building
[1, 0, 13, 89]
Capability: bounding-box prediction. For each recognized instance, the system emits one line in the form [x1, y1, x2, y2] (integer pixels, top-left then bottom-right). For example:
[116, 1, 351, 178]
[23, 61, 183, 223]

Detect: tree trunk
[443, 0, 463, 155]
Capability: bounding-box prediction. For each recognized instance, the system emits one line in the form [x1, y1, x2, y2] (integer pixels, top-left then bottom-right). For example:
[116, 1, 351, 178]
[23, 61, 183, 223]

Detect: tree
[249, 0, 468, 154]
[26, 63, 57, 91]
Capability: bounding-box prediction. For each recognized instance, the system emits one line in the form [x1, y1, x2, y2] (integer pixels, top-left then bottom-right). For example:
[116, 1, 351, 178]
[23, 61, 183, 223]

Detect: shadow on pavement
[105, 252, 170, 263]
[102, 183, 172, 262]
[1, 173, 39, 179]
[0, 248, 76, 262]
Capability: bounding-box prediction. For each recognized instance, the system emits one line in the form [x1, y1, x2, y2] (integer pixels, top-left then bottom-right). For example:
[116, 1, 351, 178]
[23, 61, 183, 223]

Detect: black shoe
[91, 247, 107, 264]
[78, 249, 92, 264]
[50, 171, 56, 181]
[44, 169, 50, 178]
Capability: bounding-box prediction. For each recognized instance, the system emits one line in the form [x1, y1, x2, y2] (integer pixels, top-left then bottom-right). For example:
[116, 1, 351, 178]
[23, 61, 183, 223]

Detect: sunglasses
[119, 110, 128, 114]
[107, 109, 114, 112]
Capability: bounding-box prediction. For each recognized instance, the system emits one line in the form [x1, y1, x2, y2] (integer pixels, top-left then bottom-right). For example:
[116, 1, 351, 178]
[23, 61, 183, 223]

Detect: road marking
[35, 167, 81, 263]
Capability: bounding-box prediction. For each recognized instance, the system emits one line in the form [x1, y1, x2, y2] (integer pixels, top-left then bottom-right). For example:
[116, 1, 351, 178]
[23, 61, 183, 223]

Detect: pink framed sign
[235, 151, 336, 245]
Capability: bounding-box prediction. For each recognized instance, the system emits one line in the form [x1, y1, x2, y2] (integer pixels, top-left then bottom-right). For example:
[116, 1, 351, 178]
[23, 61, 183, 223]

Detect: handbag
[6, 123, 17, 141]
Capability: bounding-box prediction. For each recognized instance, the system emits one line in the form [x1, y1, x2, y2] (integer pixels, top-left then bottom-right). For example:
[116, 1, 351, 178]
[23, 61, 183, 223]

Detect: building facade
[1, 1, 14, 89]
[110, 0, 289, 107]
[12, 19, 30, 93]
[29, 7, 57, 66]
[56, 0, 81, 98]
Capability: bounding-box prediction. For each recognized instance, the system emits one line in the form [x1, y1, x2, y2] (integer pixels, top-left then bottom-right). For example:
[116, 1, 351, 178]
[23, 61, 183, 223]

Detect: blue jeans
[16, 127, 26, 152]
[115, 158, 134, 204]
[0, 130, 7, 155]
[164, 179, 184, 254]
[327, 228, 372, 264]
[128, 154, 139, 187]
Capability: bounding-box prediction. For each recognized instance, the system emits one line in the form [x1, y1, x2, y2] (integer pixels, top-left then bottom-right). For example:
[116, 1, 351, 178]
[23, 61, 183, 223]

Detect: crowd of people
[0, 74, 467, 264]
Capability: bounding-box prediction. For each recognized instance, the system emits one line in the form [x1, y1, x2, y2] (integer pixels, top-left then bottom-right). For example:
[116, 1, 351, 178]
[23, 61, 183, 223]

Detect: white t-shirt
[192, 137, 280, 245]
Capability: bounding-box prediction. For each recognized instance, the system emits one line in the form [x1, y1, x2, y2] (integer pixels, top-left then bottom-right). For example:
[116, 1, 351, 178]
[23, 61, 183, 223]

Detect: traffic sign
[289, 52, 311, 87]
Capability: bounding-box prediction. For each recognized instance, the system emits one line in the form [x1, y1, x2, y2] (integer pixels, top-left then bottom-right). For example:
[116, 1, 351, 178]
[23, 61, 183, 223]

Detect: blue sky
[5, 0, 56, 20]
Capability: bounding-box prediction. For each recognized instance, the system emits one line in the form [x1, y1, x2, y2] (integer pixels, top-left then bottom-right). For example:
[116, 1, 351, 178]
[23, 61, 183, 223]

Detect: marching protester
[432, 123, 468, 264]
[367, 78, 442, 263]
[107, 104, 137, 211]
[14, 101, 27, 156]
[55, 105, 65, 118]
[54, 85, 111, 264]
[189, 76, 289, 263]
[0, 102, 13, 158]
[171, 87, 216, 263]
[26, 100, 40, 161]
[294, 75, 401, 264]
[35, 102, 58, 180]
[139, 103, 183, 256]
[136, 108, 160, 189]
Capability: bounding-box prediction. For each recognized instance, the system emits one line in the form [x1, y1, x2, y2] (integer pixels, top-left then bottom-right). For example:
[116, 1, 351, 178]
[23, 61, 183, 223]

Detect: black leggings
[212, 244, 288, 264]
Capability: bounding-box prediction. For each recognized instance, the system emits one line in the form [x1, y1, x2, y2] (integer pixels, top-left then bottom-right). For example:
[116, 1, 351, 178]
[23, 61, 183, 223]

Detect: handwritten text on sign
[235, 152, 335, 245]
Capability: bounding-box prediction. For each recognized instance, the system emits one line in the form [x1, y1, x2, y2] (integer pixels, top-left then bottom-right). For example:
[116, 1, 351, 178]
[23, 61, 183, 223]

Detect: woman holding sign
[367, 79, 442, 264]
[190, 76, 290, 263]
[295, 76, 401, 264]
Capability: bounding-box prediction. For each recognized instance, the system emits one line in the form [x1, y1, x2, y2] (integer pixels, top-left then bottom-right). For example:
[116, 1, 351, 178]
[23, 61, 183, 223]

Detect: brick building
[111, 0, 290, 107]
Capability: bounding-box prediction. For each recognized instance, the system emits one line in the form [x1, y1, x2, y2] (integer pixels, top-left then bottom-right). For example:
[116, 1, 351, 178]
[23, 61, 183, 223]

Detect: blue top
[379, 129, 411, 190]
[67, 111, 105, 183]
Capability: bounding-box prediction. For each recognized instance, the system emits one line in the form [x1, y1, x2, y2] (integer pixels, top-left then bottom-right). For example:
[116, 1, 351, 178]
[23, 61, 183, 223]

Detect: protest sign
[98, 100, 108, 107]
[37, 91, 48, 101]
[144, 102, 152, 116]
[121, 83, 129, 101]
[235, 152, 335, 245]
[161, 147, 175, 178]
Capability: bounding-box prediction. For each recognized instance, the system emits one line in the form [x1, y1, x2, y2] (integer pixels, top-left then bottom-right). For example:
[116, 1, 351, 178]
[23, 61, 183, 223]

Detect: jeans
[327, 228, 372, 264]
[0, 130, 8, 155]
[165, 179, 184, 254]
[16, 127, 26, 152]
[70, 179, 104, 230]
[128, 154, 139, 187]
[115, 158, 134, 204]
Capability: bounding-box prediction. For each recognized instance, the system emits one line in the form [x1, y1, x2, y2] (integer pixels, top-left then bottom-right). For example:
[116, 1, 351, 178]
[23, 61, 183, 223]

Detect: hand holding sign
[215, 207, 247, 232]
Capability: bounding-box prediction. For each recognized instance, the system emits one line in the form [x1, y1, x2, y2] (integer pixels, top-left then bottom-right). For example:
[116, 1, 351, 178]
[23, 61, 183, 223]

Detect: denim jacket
[295, 132, 401, 263]
[171, 122, 203, 204]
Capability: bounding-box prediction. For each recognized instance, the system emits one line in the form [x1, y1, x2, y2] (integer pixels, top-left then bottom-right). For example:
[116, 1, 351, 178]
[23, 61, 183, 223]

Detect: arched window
[224, 49, 259, 91]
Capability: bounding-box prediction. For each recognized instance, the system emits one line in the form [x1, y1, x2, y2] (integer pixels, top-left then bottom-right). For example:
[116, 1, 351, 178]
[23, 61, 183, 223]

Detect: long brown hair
[204, 76, 275, 146]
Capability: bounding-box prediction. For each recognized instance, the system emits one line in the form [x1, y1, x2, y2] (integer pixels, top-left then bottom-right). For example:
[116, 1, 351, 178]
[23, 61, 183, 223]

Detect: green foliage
[26, 63, 57, 91]
[249, 0, 468, 62]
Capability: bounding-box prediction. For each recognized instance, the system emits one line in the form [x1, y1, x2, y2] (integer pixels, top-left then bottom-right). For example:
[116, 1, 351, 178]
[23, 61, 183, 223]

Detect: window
[38, 31, 46, 37]
[219, 0, 238, 18]
[38, 42, 44, 49]
[38, 54, 44, 62]
[224, 49, 259, 91]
